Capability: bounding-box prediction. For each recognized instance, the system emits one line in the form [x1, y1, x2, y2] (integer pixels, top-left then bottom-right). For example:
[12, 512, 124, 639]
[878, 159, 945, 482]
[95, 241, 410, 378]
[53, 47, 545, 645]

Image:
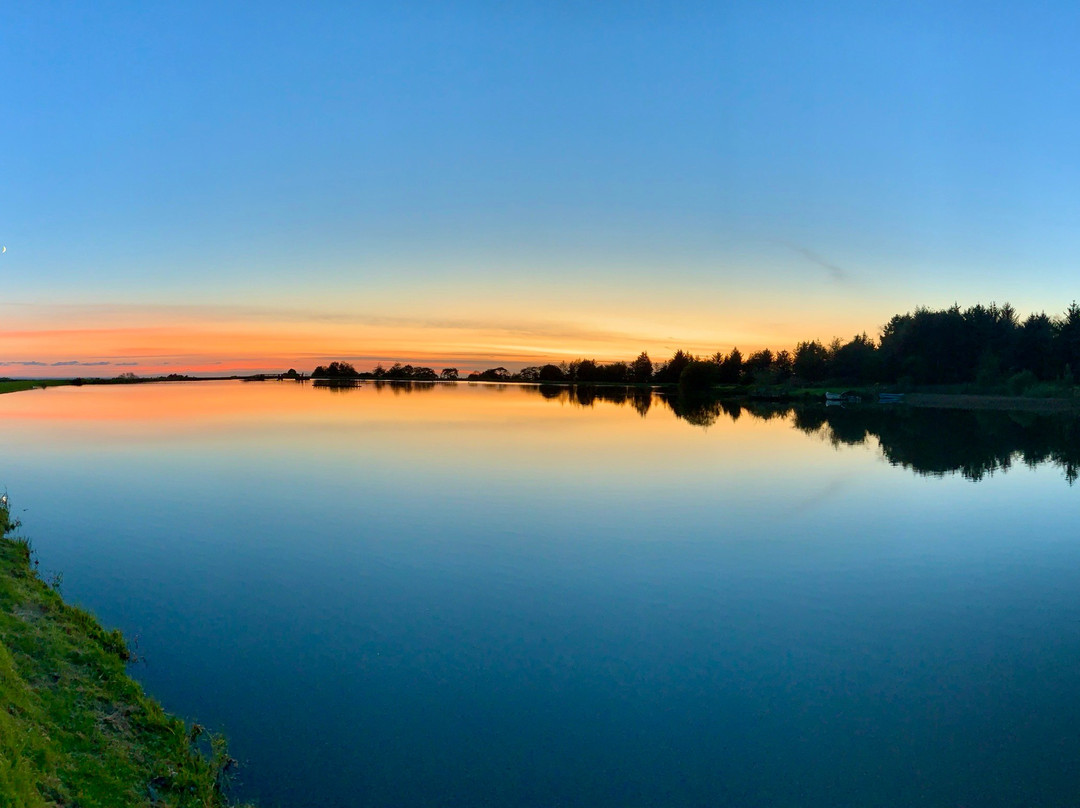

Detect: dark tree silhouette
[1017, 314, 1055, 380]
[469, 367, 511, 381]
[679, 360, 723, 389]
[575, 359, 599, 382]
[830, 334, 878, 382]
[1056, 302, 1080, 375]
[538, 364, 565, 382]
[310, 299, 1080, 392]
[312, 361, 360, 379]
[630, 352, 653, 383]
[718, 348, 743, 384]
[793, 341, 829, 382]
[743, 349, 773, 383]
[594, 362, 630, 383]
[773, 350, 793, 381]
[653, 350, 693, 384]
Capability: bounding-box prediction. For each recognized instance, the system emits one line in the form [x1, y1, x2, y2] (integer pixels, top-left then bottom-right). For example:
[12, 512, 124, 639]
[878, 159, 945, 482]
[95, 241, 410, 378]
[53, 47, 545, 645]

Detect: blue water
[1, 381, 1079, 806]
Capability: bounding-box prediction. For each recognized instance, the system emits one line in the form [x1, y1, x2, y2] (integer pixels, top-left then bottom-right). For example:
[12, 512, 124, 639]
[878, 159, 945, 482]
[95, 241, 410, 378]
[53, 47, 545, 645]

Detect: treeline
[311, 302, 1080, 391]
[313, 361, 449, 381]
[507, 301, 1080, 390]
[69, 373, 198, 386]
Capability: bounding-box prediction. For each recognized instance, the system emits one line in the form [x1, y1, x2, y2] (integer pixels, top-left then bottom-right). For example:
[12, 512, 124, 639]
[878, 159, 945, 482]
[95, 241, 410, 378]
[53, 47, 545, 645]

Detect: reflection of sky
[0, 381, 862, 492]
[0, 380, 1064, 540]
[3, 383, 1080, 806]
[5, 4, 1080, 373]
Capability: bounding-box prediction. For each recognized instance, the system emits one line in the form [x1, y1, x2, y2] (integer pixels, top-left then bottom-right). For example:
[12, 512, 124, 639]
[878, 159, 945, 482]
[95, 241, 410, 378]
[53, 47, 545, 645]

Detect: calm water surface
[1, 381, 1080, 807]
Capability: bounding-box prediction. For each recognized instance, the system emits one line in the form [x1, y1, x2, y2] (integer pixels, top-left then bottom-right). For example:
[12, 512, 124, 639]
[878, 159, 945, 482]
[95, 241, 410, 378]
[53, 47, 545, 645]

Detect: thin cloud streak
[0, 297, 832, 374]
[1, 360, 118, 367]
[780, 243, 852, 284]
[0, 302, 645, 346]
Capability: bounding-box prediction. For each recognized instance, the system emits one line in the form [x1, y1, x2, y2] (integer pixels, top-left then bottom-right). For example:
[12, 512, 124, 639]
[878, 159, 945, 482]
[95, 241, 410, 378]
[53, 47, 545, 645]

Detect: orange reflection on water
[0, 381, 854, 488]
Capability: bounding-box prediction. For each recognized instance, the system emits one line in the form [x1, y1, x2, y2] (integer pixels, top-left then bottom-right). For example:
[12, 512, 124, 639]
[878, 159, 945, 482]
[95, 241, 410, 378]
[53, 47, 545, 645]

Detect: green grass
[0, 381, 72, 395]
[0, 505, 246, 807]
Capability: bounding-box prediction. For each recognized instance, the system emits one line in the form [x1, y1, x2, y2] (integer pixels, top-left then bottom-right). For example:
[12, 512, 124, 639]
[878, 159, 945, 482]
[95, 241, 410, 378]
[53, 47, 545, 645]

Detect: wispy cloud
[781, 243, 852, 284]
[0, 302, 642, 345]
[1, 359, 119, 367]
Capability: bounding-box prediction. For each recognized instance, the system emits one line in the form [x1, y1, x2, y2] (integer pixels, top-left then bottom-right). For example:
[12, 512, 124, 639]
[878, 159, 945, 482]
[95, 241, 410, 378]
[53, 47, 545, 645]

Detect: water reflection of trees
[522, 385, 1080, 484]
[312, 380, 438, 394]
[772, 404, 1080, 483]
[534, 384, 652, 417]
[526, 385, 741, 428]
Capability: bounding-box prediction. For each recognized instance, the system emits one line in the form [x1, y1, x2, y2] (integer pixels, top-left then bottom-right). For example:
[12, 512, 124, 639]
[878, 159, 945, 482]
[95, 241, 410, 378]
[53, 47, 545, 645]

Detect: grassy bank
[0, 504, 244, 807]
[0, 381, 72, 395]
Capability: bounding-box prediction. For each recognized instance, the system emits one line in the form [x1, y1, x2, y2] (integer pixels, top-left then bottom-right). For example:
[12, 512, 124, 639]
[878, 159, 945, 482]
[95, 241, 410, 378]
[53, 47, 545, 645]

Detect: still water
[2, 380, 1080, 806]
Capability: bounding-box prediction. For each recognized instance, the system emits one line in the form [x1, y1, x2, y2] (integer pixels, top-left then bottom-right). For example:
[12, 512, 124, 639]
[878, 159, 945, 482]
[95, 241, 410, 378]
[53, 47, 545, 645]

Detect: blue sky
[3, 1, 1080, 372]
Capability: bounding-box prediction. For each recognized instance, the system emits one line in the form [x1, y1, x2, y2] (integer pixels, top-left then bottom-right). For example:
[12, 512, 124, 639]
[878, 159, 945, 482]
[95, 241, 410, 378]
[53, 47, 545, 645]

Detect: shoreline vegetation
[0, 501, 246, 807]
[308, 301, 1080, 407]
[9, 302, 1080, 410]
[0, 373, 304, 397]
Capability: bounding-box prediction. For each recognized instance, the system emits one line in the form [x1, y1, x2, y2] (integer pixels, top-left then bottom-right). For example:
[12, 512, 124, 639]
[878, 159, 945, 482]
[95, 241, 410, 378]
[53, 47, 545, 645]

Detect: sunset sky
[4, 2, 1080, 375]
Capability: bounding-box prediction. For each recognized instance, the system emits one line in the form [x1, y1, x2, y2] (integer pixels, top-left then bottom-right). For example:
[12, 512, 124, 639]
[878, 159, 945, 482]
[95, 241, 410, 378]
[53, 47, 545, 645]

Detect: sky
[3, 1, 1080, 375]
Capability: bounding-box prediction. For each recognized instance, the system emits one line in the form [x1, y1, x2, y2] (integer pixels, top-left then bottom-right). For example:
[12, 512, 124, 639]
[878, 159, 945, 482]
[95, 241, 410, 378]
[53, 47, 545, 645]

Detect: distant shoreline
[0, 375, 291, 396]
[5, 375, 1080, 414]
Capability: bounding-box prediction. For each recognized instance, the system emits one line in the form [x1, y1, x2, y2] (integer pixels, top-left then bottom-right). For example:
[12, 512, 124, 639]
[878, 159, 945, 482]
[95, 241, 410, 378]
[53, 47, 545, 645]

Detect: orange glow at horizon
[0, 299, 887, 377]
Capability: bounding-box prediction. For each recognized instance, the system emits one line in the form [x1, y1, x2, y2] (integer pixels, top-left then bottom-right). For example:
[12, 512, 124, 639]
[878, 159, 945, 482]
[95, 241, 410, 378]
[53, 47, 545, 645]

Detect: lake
[2, 380, 1080, 806]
